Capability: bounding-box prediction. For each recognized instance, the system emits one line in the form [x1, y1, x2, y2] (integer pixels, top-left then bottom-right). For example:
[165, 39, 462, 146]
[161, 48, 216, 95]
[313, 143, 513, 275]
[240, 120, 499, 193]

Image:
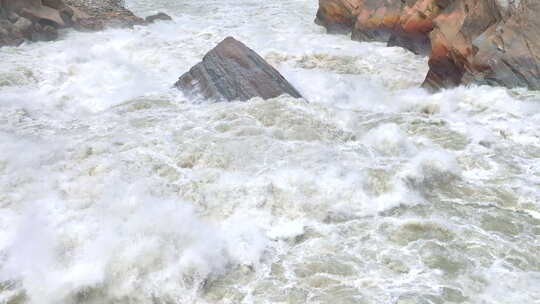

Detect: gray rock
[32, 23, 58, 41]
[0, 25, 8, 36]
[7, 12, 20, 23]
[4, 0, 66, 26]
[43, 0, 68, 10]
[13, 16, 33, 36]
[145, 12, 172, 23]
[464, 0, 540, 89]
[175, 37, 303, 102]
[0, 19, 24, 46]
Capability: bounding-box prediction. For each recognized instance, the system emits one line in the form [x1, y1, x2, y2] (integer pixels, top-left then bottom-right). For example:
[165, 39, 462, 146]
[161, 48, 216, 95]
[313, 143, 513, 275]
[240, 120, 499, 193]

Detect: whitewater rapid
[1, 0, 540, 303]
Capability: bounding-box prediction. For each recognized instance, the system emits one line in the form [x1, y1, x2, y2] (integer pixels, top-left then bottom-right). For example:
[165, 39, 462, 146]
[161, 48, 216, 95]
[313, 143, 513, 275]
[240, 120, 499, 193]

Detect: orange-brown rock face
[316, 0, 446, 55]
[386, 0, 447, 55]
[315, 0, 362, 33]
[316, 0, 540, 91]
[351, 0, 406, 42]
[422, 0, 503, 90]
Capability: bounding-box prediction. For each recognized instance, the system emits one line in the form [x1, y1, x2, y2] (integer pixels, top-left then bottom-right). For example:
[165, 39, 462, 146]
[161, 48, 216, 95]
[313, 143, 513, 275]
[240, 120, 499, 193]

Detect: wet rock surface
[315, 0, 361, 34]
[64, 0, 144, 31]
[175, 37, 303, 102]
[317, 0, 445, 55]
[145, 12, 172, 23]
[316, 0, 540, 91]
[0, 0, 144, 47]
[460, 0, 540, 90]
[352, 0, 436, 55]
[422, 0, 506, 90]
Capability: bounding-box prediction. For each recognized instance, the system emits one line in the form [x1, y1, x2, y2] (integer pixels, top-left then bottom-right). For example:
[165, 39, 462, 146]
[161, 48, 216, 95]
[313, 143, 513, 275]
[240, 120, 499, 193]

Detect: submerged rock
[315, 0, 540, 91]
[175, 37, 303, 102]
[145, 12, 172, 23]
[32, 23, 58, 41]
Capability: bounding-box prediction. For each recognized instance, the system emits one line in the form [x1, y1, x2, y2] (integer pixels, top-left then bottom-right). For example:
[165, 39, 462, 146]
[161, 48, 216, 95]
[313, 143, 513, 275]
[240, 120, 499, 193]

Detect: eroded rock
[315, 0, 361, 34]
[461, 0, 540, 90]
[317, 0, 445, 55]
[315, 0, 540, 91]
[422, 0, 504, 90]
[175, 37, 303, 102]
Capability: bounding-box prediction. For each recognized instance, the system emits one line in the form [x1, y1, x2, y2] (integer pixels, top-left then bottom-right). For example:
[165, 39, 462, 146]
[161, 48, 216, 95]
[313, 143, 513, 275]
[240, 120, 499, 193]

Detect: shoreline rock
[315, 0, 360, 34]
[0, 0, 146, 47]
[316, 0, 442, 56]
[175, 37, 303, 102]
[457, 0, 540, 90]
[315, 0, 540, 91]
[352, 0, 441, 56]
[422, 0, 505, 90]
[63, 0, 145, 31]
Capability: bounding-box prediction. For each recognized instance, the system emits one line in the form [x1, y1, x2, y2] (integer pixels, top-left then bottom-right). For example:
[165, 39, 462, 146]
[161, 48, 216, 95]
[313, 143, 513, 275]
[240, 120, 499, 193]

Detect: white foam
[1, 0, 539, 303]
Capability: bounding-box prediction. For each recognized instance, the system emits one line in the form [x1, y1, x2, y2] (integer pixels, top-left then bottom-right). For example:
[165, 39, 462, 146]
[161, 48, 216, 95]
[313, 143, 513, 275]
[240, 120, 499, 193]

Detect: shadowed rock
[175, 37, 303, 102]
[472, 0, 540, 89]
[422, 0, 504, 90]
[145, 12, 172, 23]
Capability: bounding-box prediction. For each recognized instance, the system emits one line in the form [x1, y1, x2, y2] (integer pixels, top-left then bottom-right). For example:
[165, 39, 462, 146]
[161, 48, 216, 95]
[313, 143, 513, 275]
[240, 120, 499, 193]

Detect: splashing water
[1, 0, 540, 303]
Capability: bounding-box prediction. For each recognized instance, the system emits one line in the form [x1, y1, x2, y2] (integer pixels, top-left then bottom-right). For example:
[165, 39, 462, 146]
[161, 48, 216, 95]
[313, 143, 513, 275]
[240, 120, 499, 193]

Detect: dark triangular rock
[175, 36, 302, 102]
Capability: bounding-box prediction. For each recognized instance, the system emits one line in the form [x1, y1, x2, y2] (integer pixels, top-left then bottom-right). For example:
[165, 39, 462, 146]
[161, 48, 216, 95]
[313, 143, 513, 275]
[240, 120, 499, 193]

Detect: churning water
[1, 0, 540, 303]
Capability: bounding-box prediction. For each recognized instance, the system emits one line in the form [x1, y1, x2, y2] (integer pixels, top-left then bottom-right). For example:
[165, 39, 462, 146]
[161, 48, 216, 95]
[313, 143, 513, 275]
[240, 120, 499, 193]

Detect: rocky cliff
[316, 0, 540, 91]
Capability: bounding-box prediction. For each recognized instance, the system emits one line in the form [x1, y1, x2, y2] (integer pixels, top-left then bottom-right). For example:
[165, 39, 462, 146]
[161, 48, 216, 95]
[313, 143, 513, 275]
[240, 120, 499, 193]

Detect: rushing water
[1, 0, 540, 303]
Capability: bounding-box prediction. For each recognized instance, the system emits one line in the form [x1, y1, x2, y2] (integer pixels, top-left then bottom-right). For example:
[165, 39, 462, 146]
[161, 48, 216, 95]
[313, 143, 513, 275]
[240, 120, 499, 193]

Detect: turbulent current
[1, 0, 540, 303]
